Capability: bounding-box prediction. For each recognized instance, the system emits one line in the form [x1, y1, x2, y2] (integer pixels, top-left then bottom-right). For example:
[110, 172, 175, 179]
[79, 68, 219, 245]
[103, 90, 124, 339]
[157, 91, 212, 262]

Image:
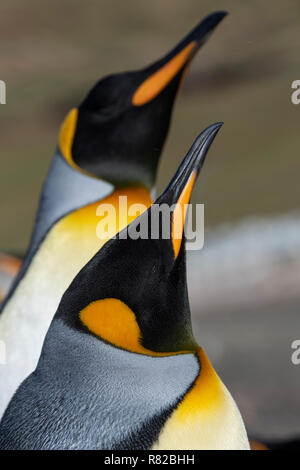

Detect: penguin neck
[37, 318, 200, 449]
[3, 150, 152, 305]
[27, 150, 114, 263]
[0, 150, 152, 323]
[31, 150, 154, 259]
[38, 320, 249, 449]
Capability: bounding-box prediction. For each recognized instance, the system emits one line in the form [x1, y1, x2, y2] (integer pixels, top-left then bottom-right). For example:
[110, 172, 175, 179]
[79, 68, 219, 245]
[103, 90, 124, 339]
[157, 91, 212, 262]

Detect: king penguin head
[58, 12, 227, 188]
[57, 123, 222, 354]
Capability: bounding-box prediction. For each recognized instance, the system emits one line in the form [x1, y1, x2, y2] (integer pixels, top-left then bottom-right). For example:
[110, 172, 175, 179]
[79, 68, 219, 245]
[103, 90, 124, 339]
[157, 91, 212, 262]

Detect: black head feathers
[57, 123, 222, 353]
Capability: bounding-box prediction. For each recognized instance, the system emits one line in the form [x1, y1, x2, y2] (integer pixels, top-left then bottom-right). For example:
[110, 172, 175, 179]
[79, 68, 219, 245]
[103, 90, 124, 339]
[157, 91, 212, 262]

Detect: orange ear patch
[80, 298, 191, 357]
[172, 170, 197, 259]
[59, 108, 78, 168]
[132, 42, 196, 106]
[80, 298, 150, 354]
[59, 108, 97, 178]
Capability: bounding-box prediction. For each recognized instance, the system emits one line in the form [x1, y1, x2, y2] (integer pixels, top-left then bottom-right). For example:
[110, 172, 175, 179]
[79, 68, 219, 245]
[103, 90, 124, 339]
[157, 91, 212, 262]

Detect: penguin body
[0, 321, 247, 450]
[0, 12, 227, 418]
[0, 125, 249, 450]
[0, 151, 151, 418]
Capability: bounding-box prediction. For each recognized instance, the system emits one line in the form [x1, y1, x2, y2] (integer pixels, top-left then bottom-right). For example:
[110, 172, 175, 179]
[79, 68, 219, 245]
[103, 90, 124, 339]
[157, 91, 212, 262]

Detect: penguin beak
[132, 11, 227, 106]
[156, 122, 223, 259]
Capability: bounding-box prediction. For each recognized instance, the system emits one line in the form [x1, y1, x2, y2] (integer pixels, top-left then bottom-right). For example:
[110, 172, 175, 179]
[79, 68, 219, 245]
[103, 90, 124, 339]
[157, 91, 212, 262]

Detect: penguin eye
[98, 104, 116, 117]
[85, 104, 116, 124]
[95, 99, 126, 120]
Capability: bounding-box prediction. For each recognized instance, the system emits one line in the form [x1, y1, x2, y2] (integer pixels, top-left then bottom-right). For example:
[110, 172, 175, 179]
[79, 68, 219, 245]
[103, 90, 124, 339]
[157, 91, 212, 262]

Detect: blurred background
[0, 0, 299, 442]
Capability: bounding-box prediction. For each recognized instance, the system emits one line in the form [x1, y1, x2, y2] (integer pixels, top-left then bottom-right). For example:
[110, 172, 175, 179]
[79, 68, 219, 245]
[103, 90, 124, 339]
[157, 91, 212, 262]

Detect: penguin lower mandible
[0, 123, 249, 450]
[0, 12, 227, 418]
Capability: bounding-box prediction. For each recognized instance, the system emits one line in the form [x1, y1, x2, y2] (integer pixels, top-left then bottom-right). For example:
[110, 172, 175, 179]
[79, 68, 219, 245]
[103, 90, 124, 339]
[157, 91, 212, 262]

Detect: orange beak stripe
[172, 170, 197, 259]
[132, 42, 196, 106]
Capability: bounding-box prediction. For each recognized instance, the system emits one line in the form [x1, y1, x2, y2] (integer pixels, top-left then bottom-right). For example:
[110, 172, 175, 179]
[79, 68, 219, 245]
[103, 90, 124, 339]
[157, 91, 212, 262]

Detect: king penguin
[0, 11, 227, 418]
[0, 123, 250, 450]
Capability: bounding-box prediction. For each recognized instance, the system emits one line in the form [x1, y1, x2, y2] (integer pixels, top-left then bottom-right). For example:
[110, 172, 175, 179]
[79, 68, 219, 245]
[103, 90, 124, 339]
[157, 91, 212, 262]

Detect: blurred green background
[1, 0, 300, 253]
[1, 0, 300, 443]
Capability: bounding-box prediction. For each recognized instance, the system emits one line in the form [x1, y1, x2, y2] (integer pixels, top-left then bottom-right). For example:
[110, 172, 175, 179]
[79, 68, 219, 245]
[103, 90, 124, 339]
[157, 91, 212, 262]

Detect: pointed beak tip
[192, 11, 228, 44]
[157, 122, 223, 209]
[209, 11, 229, 24]
[211, 121, 224, 134]
[195, 121, 223, 147]
[216, 10, 229, 18]
[190, 122, 223, 172]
